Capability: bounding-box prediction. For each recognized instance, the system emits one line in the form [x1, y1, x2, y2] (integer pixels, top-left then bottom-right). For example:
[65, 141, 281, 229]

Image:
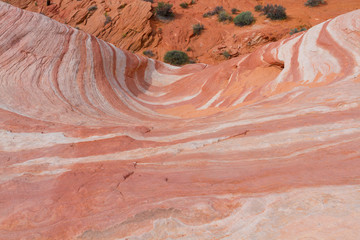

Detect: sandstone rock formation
[6, 0, 360, 64]
[0, 2, 360, 239]
[5, 0, 157, 52]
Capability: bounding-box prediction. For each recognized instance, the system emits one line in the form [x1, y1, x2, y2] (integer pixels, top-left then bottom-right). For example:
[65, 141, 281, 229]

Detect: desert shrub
[164, 50, 189, 65]
[104, 15, 112, 25]
[261, 4, 272, 15]
[155, 2, 174, 18]
[143, 0, 153, 2]
[191, 0, 196, 4]
[88, 5, 98, 11]
[231, 8, 239, 14]
[305, 0, 325, 7]
[234, 11, 254, 26]
[143, 50, 155, 57]
[213, 6, 224, 14]
[119, 3, 127, 9]
[290, 27, 307, 35]
[254, 5, 262, 12]
[193, 23, 204, 35]
[180, 2, 188, 8]
[218, 11, 232, 22]
[204, 6, 224, 17]
[222, 51, 231, 59]
[262, 4, 286, 20]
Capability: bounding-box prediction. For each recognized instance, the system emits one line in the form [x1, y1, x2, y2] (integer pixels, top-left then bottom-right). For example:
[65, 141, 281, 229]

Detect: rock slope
[6, 0, 157, 52]
[6, 0, 360, 64]
[0, 2, 360, 239]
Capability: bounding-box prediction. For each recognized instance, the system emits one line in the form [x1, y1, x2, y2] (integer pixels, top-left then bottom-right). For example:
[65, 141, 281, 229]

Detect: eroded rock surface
[0, 2, 360, 239]
[6, 0, 156, 52]
[6, 0, 360, 64]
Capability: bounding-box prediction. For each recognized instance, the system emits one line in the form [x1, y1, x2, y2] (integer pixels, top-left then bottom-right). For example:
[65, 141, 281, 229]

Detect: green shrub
[143, 50, 155, 57]
[218, 11, 232, 22]
[204, 6, 224, 17]
[180, 2, 188, 8]
[164, 50, 189, 65]
[88, 5, 98, 11]
[104, 15, 112, 25]
[155, 2, 174, 18]
[262, 4, 286, 20]
[193, 23, 204, 35]
[290, 27, 307, 35]
[213, 6, 224, 14]
[223, 51, 231, 59]
[190, 0, 196, 4]
[234, 11, 254, 26]
[254, 5, 262, 12]
[305, 0, 325, 7]
[231, 8, 239, 14]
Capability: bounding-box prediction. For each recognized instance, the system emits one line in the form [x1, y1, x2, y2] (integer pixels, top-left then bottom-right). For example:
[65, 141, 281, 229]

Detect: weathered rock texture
[0, 2, 360, 239]
[6, 0, 157, 52]
[6, 0, 360, 64]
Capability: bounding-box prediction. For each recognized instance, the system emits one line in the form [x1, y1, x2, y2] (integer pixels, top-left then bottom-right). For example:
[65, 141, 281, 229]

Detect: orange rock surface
[5, 0, 360, 64]
[1, 1, 360, 239]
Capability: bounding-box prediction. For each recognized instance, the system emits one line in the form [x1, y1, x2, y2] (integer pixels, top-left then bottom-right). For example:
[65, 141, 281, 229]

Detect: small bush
[143, 50, 155, 57]
[261, 4, 272, 15]
[204, 6, 224, 17]
[290, 27, 307, 35]
[88, 5, 98, 11]
[214, 6, 224, 14]
[231, 8, 239, 14]
[180, 2, 188, 8]
[223, 51, 231, 59]
[191, 0, 196, 4]
[234, 11, 255, 26]
[155, 2, 174, 18]
[218, 11, 232, 22]
[164, 50, 189, 65]
[262, 4, 286, 20]
[104, 15, 112, 25]
[193, 23, 204, 35]
[254, 5, 262, 12]
[305, 0, 325, 7]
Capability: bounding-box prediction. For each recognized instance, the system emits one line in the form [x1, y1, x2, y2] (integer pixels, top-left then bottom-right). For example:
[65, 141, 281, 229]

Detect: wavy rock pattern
[0, 2, 360, 239]
[7, 0, 156, 52]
